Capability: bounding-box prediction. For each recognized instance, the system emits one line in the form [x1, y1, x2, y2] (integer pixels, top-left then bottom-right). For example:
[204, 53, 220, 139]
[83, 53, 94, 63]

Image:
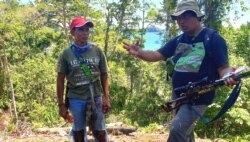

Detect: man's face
[176, 11, 199, 34]
[71, 26, 90, 44]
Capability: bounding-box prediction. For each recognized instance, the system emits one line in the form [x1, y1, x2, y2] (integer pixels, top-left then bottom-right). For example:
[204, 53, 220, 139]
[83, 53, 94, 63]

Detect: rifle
[161, 70, 250, 113]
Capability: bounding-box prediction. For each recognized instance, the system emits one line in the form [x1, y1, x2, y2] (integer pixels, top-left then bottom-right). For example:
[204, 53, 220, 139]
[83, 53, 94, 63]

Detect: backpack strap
[166, 34, 184, 80]
[206, 82, 242, 124]
[203, 28, 216, 49]
[203, 28, 219, 81]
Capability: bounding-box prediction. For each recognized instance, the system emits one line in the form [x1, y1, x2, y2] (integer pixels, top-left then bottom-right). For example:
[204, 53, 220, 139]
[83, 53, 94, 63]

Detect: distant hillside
[147, 26, 164, 32]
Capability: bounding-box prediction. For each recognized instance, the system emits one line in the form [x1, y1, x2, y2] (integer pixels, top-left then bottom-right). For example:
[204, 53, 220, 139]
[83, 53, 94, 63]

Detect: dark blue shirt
[158, 28, 228, 105]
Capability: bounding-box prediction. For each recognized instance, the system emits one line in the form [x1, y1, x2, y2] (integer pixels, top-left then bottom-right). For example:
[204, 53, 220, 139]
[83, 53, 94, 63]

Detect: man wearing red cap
[57, 16, 110, 142]
[123, 0, 237, 142]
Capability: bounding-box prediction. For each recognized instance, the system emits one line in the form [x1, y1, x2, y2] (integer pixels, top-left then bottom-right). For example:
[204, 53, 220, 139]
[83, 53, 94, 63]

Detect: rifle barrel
[162, 71, 250, 112]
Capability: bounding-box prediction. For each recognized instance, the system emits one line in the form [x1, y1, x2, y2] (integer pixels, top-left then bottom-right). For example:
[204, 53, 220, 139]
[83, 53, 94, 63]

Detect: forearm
[101, 72, 109, 98]
[218, 64, 231, 78]
[57, 73, 65, 105]
[137, 50, 165, 62]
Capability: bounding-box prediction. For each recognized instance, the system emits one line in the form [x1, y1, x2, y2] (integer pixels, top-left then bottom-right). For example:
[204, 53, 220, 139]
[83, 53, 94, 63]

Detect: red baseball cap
[70, 16, 94, 31]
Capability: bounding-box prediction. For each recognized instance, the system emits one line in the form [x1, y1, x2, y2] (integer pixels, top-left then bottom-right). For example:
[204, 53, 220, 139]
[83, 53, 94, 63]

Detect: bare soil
[1, 132, 216, 142]
[1, 125, 168, 142]
[0, 111, 220, 142]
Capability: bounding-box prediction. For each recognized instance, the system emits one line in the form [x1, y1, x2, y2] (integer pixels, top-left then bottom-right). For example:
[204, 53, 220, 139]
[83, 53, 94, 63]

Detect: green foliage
[108, 43, 171, 126]
[11, 53, 59, 126]
[122, 61, 171, 126]
[0, 96, 9, 109]
[220, 24, 250, 65]
[202, 0, 234, 29]
[0, 71, 8, 108]
[106, 112, 136, 127]
[29, 101, 63, 128]
[140, 123, 160, 133]
[226, 136, 250, 142]
[195, 25, 250, 140]
[7, 123, 16, 132]
[0, 1, 249, 141]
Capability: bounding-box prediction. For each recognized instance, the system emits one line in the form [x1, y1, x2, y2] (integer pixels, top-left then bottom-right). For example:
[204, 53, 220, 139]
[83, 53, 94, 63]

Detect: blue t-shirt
[158, 28, 228, 105]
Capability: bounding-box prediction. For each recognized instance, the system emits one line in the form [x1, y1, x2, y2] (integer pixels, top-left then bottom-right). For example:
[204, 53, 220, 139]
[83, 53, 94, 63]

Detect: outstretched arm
[123, 42, 165, 62]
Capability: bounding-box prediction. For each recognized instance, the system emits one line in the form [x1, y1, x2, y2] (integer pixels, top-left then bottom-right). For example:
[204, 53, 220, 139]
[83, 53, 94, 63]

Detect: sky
[19, 0, 250, 28]
[19, 0, 31, 4]
[227, 0, 250, 27]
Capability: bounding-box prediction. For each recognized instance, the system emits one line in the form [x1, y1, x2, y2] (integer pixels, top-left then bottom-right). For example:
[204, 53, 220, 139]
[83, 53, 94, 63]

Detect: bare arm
[123, 42, 165, 62]
[57, 72, 73, 121]
[137, 50, 165, 62]
[57, 72, 65, 105]
[101, 72, 109, 99]
[101, 72, 111, 113]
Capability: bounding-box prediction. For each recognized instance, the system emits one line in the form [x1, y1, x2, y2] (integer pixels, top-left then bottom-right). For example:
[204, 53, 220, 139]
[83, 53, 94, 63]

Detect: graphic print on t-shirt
[174, 42, 205, 73]
[69, 57, 100, 86]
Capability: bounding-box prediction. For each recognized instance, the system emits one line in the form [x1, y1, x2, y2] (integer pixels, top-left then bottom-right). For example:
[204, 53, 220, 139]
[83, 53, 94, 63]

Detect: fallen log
[35, 125, 137, 136]
[106, 126, 137, 135]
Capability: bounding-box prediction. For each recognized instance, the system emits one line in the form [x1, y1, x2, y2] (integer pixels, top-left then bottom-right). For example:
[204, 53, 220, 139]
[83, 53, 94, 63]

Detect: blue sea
[144, 32, 164, 50]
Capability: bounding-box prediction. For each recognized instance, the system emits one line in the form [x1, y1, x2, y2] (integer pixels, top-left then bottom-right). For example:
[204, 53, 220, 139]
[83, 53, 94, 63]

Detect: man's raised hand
[123, 39, 141, 57]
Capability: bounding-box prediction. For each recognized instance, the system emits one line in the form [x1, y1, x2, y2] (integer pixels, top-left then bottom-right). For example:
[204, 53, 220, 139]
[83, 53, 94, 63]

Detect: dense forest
[0, 0, 250, 141]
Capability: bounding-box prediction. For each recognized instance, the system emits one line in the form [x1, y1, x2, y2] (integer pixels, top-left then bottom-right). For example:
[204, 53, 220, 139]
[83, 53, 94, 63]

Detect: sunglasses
[74, 26, 90, 32]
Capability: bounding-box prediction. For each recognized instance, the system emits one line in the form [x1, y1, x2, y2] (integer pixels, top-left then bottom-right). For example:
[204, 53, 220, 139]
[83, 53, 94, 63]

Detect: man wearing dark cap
[57, 16, 110, 142]
[123, 0, 237, 141]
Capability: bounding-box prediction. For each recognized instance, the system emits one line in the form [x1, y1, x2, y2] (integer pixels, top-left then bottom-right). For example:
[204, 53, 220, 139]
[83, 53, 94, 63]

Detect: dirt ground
[1, 125, 167, 142]
[0, 112, 221, 142]
[1, 132, 216, 142]
[1, 132, 167, 142]
[0, 126, 220, 142]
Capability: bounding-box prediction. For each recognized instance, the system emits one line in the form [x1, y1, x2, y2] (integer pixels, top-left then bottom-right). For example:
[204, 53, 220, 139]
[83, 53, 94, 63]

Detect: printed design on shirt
[174, 42, 205, 73]
[70, 57, 100, 86]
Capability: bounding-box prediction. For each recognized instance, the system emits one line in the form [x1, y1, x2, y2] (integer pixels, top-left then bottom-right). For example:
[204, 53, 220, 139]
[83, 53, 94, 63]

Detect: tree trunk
[62, 0, 70, 45]
[0, 42, 18, 127]
[7, 64, 18, 127]
[140, 0, 146, 45]
[104, 5, 112, 57]
[107, 0, 127, 60]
